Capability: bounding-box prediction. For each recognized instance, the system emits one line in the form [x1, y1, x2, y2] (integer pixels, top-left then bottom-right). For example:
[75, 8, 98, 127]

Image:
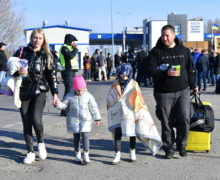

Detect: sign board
[187, 21, 204, 41]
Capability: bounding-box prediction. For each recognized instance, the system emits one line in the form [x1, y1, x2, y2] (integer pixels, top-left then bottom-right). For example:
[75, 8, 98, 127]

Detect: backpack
[84, 60, 90, 70]
[190, 94, 214, 132]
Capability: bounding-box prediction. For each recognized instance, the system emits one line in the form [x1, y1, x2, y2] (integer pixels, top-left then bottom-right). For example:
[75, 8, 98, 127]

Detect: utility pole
[110, 0, 115, 69]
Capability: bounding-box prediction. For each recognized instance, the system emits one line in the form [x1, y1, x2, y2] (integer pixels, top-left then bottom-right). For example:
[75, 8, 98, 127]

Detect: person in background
[106, 53, 113, 80]
[59, 34, 79, 116]
[55, 75, 101, 164]
[97, 51, 107, 81]
[83, 53, 91, 81]
[197, 49, 209, 91]
[146, 25, 197, 159]
[127, 49, 137, 79]
[192, 49, 201, 87]
[91, 49, 99, 81]
[0, 42, 7, 84]
[208, 51, 216, 86]
[114, 52, 121, 68]
[136, 47, 147, 86]
[214, 52, 220, 82]
[121, 51, 129, 63]
[13, 28, 59, 164]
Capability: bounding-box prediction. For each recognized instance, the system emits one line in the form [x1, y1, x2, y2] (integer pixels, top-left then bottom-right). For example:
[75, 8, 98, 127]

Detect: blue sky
[18, 0, 220, 33]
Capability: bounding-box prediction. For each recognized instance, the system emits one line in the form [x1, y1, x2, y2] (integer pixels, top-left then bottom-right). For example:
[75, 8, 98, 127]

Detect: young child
[55, 75, 101, 163]
[107, 63, 162, 165]
[83, 53, 91, 81]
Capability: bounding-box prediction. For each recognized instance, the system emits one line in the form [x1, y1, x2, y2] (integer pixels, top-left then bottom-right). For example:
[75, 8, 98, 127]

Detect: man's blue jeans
[198, 71, 207, 90]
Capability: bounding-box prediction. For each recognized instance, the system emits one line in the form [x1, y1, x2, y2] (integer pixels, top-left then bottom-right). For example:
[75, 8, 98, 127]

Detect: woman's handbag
[19, 79, 41, 101]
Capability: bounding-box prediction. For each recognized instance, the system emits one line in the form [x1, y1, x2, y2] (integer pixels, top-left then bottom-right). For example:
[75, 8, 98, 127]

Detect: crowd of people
[0, 24, 217, 165]
[83, 42, 220, 95]
[191, 48, 220, 91]
[82, 47, 153, 87]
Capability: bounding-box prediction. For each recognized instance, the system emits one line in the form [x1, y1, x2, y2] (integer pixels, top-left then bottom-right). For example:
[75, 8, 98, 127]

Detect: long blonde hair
[30, 28, 53, 69]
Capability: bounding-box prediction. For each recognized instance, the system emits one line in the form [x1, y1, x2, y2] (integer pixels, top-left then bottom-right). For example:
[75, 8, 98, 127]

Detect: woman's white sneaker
[23, 152, 35, 164]
[130, 149, 136, 161]
[83, 151, 91, 163]
[38, 143, 47, 160]
[75, 151, 82, 162]
[112, 151, 120, 164]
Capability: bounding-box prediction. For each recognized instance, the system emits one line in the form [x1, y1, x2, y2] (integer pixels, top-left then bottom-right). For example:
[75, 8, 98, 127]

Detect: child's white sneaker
[112, 151, 120, 165]
[130, 149, 136, 162]
[38, 143, 47, 160]
[75, 151, 82, 162]
[83, 151, 91, 163]
[23, 152, 35, 164]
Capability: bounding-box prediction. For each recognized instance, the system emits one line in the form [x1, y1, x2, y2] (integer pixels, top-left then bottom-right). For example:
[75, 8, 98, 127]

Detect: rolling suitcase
[186, 131, 211, 152]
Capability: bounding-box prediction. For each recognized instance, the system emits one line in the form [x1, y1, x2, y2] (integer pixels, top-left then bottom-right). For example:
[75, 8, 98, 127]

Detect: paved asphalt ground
[0, 80, 220, 180]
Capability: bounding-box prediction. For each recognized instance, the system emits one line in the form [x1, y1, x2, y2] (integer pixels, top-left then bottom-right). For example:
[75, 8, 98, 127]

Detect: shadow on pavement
[0, 107, 19, 112]
[0, 107, 59, 116]
[0, 129, 165, 164]
[0, 147, 24, 163]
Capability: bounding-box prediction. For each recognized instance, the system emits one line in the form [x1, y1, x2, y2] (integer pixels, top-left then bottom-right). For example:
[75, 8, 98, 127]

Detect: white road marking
[2, 122, 22, 128]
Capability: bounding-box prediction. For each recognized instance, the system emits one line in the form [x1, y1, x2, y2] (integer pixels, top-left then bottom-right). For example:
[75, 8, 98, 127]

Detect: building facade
[143, 13, 204, 52]
[24, 25, 91, 69]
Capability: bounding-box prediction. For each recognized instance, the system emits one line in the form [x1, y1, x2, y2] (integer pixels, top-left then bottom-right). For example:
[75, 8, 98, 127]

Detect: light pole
[116, 12, 132, 52]
[110, 0, 115, 69]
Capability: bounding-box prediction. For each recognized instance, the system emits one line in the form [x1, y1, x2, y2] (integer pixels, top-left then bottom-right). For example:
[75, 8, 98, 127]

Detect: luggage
[190, 94, 214, 132]
[186, 131, 211, 152]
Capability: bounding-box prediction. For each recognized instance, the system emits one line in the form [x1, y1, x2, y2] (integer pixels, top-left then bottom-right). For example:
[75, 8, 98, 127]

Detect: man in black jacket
[197, 49, 209, 91]
[136, 47, 148, 86]
[0, 42, 7, 84]
[146, 25, 197, 159]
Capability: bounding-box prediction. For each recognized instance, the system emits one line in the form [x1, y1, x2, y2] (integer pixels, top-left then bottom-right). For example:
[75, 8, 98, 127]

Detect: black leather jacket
[14, 44, 58, 95]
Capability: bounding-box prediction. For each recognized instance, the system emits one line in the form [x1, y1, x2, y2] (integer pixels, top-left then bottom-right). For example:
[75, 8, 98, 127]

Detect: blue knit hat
[116, 63, 133, 79]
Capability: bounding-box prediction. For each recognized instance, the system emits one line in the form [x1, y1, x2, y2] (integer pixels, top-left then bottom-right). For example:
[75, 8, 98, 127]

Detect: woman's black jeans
[19, 93, 46, 152]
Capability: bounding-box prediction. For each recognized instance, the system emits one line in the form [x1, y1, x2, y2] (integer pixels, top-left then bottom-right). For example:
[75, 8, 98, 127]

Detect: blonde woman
[13, 28, 59, 164]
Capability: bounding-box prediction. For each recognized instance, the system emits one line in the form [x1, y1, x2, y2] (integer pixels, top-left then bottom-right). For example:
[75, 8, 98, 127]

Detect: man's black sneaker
[179, 148, 187, 157]
[164, 150, 174, 159]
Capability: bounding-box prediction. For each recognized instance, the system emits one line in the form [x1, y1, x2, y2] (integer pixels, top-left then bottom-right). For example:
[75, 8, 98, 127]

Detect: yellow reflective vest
[59, 44, 79, 70]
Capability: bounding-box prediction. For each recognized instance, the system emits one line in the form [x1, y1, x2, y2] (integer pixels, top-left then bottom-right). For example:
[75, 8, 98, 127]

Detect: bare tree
[0, 0, 25, 56]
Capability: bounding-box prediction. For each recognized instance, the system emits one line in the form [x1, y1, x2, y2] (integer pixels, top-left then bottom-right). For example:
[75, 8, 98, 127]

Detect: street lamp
[116, 12, 132, 52]
[110, 0, 115, 69]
